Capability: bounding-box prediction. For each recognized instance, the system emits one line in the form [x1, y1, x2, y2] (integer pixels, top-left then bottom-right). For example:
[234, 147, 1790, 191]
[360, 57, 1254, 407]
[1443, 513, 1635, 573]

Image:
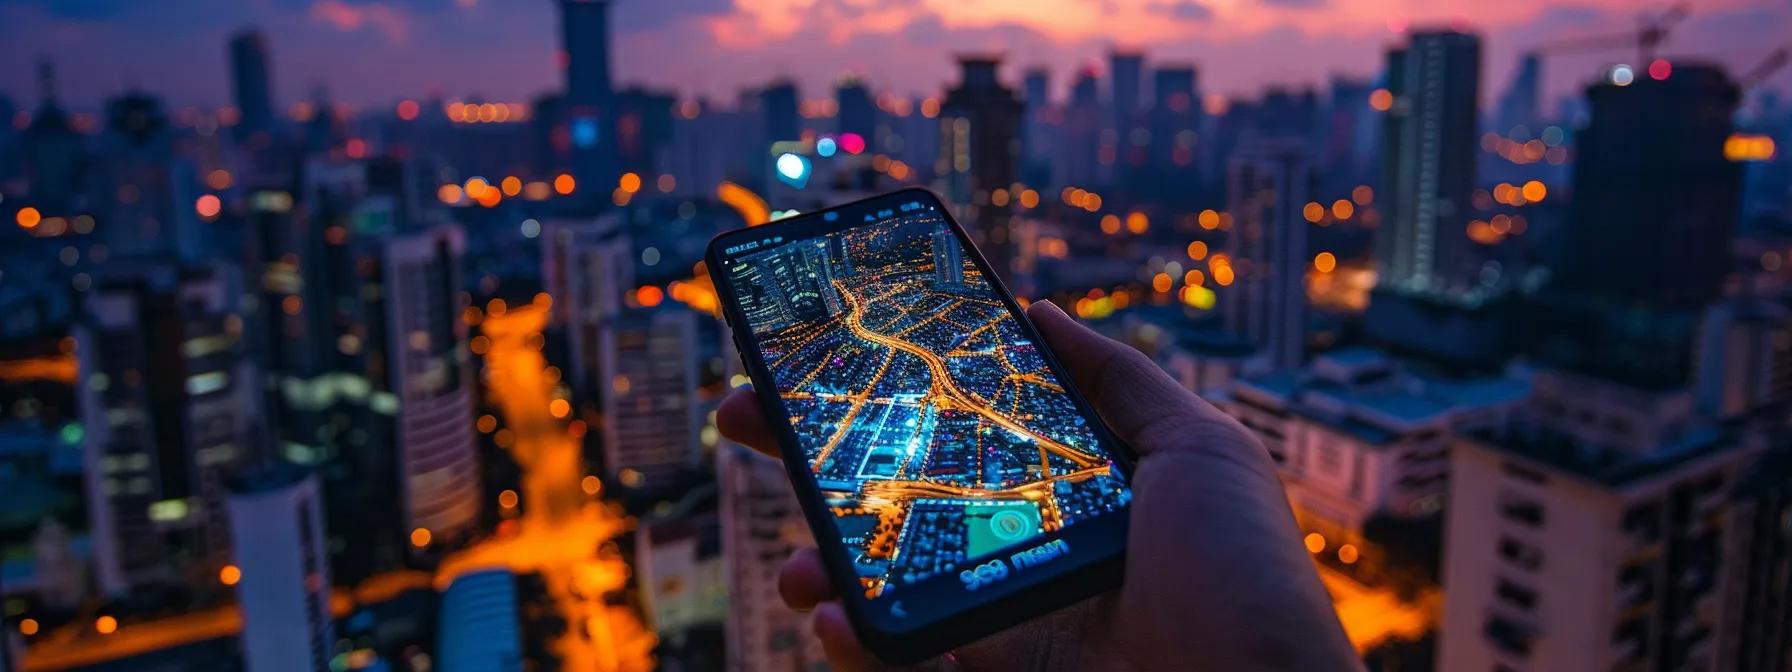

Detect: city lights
[1610, 64, 1636, 86]
[437, 183, 464, 207]
[96, 616, 119, 635]
[219, 564, 242, 586]
[196, 194, 222, 219]
[1303, 202, 1325, 223]
[775, 152, 810, 186]
[1304, 532, 1327, 554]
[553, 173, 576, 195]
[19, 618, 38, 636]
[410, 527, 432, 548]
[16, 206, 41, 229]
[1368, 89, 1393, 112]
[1314, 252, 1337, 273]
[1725, 134, 1777, 162]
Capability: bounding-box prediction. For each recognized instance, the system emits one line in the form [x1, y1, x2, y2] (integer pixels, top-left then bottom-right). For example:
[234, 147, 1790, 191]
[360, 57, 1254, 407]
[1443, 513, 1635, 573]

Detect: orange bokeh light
[554, 173, 576, 195]
[195, 194, 222, 219]
[16, 206, 42, 229]
[219, 565, 242, 586]
[410, 528, 432, 548]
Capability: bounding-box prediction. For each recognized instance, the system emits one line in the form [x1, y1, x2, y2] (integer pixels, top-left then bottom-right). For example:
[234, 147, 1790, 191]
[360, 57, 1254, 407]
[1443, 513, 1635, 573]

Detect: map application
[724, 208, 1132, 599]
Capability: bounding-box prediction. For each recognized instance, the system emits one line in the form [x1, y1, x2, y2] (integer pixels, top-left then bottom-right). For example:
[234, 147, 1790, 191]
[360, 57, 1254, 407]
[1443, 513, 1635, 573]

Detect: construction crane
[1494, 3, 1690, 132]
[1523, 2, 1690, 65]
[1738, 47, 1789, 89]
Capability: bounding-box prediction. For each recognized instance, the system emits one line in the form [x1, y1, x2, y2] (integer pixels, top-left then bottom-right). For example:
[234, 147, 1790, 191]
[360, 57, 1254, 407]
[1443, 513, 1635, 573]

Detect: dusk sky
[2, 0, 1789, 113]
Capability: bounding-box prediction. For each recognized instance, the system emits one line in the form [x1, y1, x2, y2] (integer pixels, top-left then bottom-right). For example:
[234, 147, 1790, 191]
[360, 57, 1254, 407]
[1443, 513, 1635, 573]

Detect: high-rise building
[1694, 298, 1792, 419]
[77, 262, 258, 596]
[226, 464, 334, 672]
[558, 0, 618, 207]
[1494, 53, 1541, 136]
[731, 238, 841, 331]
[1319, 76, 1378, 195]
[1143, 65, 1203, 205]
[1020, 67, 1053, 186]
[1108, 50, 1145, 139]
[1559, 63, 1741, 307]
[939, 55, 1024, 282]
[836, 76, 876, 141]
[1716, 447, 1792, 672]
[614, 85, 677, 178]
[600, 307, 702, 488]
[1055, 68, 1104, 189]
[759, 80, 801, 145]
[718, 443, 827, 672]
[20, 59, 84, 208]
[1440, 369, 1764, 671]
[1222, 140, 1311, 369]
[246, 163, 477, 579]
[542, 216, 633, 402]
[1378, 30, 1481, 293]
[94, 90, 203, 259]
[378, 225, 482, 552]
[227, 28, 276, 142]
[932, 227, 965, 289]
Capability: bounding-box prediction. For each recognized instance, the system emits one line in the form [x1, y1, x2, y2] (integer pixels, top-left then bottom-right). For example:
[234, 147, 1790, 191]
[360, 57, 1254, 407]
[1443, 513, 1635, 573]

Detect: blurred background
[1, 0, 1790, 670]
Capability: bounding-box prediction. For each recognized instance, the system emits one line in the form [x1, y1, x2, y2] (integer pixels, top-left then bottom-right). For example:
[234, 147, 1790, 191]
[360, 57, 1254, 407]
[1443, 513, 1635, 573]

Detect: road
[440, 302, 655, 672]
[831, 277, 1103, 470]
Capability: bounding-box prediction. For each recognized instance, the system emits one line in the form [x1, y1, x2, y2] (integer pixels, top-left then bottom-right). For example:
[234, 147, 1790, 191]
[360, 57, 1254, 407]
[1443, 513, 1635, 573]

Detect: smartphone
[706, 187, 1135, 664]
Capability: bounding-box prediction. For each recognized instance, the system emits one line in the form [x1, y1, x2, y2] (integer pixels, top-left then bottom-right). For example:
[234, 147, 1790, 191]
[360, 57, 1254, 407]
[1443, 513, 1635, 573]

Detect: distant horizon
[1, 0, 1788, 115]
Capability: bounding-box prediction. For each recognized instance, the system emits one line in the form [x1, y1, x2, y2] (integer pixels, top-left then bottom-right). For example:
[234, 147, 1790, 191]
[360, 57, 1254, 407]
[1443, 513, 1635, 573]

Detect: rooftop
[1234, 348, 1530, 443]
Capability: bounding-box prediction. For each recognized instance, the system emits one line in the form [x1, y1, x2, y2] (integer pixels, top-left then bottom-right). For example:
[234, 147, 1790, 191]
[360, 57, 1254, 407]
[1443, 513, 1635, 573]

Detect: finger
[777, 548, 836, 611]
[717, 389, 781, 458]
[812, 603, 881, 672]
[1026, 300, 1230, 452]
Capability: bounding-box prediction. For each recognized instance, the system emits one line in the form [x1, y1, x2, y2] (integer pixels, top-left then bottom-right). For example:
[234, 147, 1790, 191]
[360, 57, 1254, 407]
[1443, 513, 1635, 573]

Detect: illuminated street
[1318, 565, 1440, 653]
[441, 300, 656, 672]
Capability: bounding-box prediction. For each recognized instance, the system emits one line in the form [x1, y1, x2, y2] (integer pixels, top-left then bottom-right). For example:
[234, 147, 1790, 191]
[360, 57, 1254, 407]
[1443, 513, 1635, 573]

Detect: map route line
[833, 278, 1103, 469]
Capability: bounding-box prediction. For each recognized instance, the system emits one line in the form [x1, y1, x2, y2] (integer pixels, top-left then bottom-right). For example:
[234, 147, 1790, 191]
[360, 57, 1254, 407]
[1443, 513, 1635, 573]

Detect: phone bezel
[705, 187, 1136, 664]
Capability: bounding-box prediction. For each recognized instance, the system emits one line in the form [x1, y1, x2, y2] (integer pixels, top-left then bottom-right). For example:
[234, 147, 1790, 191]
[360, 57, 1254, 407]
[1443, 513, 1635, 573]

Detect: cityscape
[725, 210, 1131, 598]
[0, 0, 1787, 671]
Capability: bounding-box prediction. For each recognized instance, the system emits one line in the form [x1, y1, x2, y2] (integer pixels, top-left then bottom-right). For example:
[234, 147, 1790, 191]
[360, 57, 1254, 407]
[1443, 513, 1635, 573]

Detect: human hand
[716, 299, 1360, 671]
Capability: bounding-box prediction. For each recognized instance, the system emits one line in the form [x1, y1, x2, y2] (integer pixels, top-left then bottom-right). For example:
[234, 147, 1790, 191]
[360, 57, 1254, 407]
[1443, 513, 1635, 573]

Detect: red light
[1648, 59, 1671, 81]
[345, 138, 367, 159]
[396, 100, 420, 121]
[839, 132, 866, 155]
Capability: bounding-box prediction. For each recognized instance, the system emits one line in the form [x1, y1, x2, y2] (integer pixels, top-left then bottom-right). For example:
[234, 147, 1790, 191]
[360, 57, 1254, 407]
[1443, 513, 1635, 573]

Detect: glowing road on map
[733, 214, 1130, 597]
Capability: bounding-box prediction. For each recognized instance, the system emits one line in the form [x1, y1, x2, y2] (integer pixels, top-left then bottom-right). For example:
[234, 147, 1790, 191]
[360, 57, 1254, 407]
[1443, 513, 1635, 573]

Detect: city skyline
[2, 0, 1790, 112]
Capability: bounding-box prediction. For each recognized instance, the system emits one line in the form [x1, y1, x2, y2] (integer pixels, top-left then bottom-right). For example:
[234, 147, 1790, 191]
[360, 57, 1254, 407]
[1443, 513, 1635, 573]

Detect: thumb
[1025, 299, 1230, 454]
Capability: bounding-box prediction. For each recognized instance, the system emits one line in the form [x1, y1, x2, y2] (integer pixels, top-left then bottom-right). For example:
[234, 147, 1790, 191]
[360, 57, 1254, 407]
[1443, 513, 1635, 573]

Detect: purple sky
[2, 0, 1788, 114]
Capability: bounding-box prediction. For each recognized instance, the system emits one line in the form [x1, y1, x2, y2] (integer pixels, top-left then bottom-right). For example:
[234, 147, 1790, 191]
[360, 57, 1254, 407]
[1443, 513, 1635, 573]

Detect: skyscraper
[1559, 63, 1741, 307]
[542, 216, 633, 403]
[1144, 65, 1203, 206]
[227, 28, 275, 142]
[1222, 141, 1311, 369]
[1378, 30, 1481, 293]
[558, 0, 618, 207]
[758, 80, 801, 145]
[1108, 50, 1145, 139]
[718, 443, 827, 672]
[600, 307, 703, 488]
[95, 90, 203, 259]
[932, 227, 965, 289]
[20, 59, 83, 208]
[835, 76, 876, 141]
[1494, 53, 1541, 136]
[227, 464, 334, 672]
[1020, 67, 1053, 186]
[77, 262, 258, 596]
[377, 225, 482, 553]
[939, 55, 1024, 282]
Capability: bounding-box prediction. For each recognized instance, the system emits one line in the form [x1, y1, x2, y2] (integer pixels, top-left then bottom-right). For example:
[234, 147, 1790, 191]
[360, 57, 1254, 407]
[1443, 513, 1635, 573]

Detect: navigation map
[725, 210, 1131, 598]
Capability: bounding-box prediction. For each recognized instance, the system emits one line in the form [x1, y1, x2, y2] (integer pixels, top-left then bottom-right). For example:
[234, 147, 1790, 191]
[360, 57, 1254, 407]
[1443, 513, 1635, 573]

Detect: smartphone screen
[712, 190, 1132, 642]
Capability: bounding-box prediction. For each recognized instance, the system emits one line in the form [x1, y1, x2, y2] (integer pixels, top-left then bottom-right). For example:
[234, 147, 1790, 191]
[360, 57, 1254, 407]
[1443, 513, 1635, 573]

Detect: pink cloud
[309, 0, 409, 44]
